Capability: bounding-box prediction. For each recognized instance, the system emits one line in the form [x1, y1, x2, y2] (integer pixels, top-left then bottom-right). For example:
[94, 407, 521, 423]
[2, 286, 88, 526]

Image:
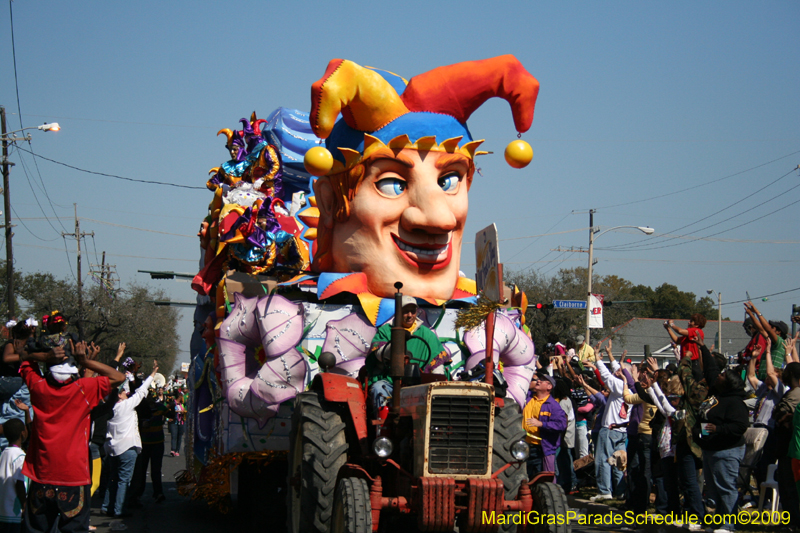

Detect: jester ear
[310, 59, 410, 139]
[401, 55, 539, 134]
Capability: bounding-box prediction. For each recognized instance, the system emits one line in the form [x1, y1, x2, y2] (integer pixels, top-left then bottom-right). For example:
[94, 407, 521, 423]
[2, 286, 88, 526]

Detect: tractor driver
[364, 296, 449, 416]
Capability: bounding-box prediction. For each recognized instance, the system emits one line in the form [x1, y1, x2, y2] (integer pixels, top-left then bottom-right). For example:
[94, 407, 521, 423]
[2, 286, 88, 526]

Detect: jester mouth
[392, 234, 452, 270]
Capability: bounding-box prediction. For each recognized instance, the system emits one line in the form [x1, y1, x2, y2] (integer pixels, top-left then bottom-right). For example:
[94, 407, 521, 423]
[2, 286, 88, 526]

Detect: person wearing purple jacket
[523, 372, 567, 479]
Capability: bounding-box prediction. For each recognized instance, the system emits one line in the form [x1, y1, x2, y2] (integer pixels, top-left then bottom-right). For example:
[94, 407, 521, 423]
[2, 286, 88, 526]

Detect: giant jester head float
[305, 55, 539, 301]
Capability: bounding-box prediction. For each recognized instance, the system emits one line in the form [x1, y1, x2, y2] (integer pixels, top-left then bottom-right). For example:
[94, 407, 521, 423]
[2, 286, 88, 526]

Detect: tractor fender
[313, 373, 369, 454]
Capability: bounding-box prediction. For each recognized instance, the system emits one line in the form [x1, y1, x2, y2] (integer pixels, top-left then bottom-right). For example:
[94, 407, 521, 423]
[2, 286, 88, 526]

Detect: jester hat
[309, 55, 539, 173]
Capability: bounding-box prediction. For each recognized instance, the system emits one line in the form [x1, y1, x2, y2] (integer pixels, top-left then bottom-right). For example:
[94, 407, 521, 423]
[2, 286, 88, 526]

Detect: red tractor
[287, 284, 569, 533]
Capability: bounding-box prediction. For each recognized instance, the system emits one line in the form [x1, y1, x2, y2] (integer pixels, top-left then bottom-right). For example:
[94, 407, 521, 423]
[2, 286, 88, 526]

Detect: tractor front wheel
[331, 477, 373, 533]
[530, 482, 570, 533]
[287, 391, 348, 533]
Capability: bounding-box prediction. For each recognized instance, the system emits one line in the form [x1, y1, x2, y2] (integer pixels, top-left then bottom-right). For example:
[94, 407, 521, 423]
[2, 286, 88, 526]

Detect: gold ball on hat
[304, 146, 334, 176]
[504, 139, 533, 169]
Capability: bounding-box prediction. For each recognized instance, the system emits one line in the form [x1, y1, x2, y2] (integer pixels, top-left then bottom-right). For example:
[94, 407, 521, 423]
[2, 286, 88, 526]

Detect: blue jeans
[0, 377, 22, 404]
[595, 427, 626, 496]
[169, 422, 184, 453]
[555, 446, 576, 492]
[102, 447, 138, 516]
[627, 433, 653, 513]
[676, 443, 705, 518]
[703, 445, 745, 530]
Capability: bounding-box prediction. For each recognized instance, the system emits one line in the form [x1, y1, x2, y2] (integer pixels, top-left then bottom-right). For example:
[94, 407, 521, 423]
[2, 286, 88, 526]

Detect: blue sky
[1, 1, 798, 366]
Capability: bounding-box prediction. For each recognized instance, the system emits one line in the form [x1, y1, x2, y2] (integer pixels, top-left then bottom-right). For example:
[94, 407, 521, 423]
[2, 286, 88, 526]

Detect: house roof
[595, 317, 750, 360]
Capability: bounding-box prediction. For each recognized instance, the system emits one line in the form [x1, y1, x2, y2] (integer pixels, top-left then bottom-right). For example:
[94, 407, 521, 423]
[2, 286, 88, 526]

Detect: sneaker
[175, 452, 179, 457]
[169, 451, 175, 456]
[684, 523, 703, 531]
[590, 493, 613, 502]
[110, 521, 128, 532]
[154, 494, 166, 503]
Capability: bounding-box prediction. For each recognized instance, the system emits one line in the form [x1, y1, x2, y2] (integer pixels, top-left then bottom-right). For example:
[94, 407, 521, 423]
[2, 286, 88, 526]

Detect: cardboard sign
[475, 224, 501, 302]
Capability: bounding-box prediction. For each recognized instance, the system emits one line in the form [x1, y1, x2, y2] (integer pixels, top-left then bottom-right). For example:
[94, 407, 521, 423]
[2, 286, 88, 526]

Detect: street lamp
[1, 106, 61, 320]
[707, 290, 722, 352]
[584, 209, 654, 345]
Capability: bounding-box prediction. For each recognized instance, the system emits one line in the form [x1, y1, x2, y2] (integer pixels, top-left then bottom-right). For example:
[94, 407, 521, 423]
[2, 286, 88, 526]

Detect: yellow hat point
[304, 146, 334, 176]
[504, 139, 533, 169]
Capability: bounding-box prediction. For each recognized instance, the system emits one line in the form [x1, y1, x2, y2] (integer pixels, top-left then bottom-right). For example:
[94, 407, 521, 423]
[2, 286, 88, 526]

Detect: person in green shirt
[745, 301, 788, 379]
[365, 296, 449, 415]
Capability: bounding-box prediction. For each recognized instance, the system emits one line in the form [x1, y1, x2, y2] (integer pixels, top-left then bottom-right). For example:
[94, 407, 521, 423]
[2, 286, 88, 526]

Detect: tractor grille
[428, 395, 491, 475]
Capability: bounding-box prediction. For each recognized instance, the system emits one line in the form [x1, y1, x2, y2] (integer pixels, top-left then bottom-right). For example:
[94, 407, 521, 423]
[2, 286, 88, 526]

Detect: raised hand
[14, 399, 29, 412]
[116, 342, 127, 361]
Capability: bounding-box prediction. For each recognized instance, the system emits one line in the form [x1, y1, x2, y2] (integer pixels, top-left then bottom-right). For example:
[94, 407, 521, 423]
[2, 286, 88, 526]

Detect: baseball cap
[401, 296, 418, 309]
[576, 335, 585, 344]
[769, 320, 788, 337]
[536, 372, 556, 387]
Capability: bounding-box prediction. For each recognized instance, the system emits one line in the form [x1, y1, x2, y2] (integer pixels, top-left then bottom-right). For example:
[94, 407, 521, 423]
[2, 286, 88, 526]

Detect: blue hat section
[262, 107, 324, 197]
[365, 67, 407, 96]
[326, 112, 473, 165]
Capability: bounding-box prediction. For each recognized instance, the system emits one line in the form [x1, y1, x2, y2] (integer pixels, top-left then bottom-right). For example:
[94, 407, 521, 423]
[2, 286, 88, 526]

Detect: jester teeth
[396, 240, 448, 257]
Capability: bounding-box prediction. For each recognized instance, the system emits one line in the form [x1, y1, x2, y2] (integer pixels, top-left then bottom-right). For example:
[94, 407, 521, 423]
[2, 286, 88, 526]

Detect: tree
[0, 260, 26, 320]
[17, 271, 179, 372]
[505, 267, 720, 350]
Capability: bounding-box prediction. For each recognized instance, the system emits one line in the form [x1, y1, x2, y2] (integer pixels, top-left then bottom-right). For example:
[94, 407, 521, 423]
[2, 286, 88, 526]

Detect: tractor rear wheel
[331, 477, 373, 533]
[492, 401, 529, 532]
[287, 391, 348, 533]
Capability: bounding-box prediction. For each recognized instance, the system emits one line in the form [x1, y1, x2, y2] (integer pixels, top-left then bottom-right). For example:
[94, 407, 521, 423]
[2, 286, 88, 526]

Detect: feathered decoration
[454, 297, 502, 331]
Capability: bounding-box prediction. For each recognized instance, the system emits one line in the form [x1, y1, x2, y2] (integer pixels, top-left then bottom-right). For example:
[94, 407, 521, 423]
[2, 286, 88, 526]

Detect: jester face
[318, 148, 471, 300]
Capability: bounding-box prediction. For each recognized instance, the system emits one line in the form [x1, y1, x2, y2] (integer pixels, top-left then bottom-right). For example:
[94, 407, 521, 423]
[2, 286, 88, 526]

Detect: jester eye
[438, 173, 461, 193]
[376, 178, 406, 197]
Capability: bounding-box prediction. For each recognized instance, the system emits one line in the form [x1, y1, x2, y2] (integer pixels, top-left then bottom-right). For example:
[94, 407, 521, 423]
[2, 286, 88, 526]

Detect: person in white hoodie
[585, 343, 630, 501]
[101, 360, 158, 521]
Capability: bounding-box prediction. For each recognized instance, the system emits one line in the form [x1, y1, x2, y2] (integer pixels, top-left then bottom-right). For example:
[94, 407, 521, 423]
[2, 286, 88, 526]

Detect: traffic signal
[531, 303, 554, 310]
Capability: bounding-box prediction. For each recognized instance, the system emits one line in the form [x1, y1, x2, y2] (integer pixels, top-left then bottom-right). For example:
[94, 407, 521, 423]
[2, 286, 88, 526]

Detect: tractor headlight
[373, 437, 393, 458]
[511, 440, 530, 461]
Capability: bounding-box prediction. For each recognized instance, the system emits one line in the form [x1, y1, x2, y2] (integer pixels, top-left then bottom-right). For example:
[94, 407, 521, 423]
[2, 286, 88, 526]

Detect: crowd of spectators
[523, 301, 800, 532]
[0, 313, 188, 533]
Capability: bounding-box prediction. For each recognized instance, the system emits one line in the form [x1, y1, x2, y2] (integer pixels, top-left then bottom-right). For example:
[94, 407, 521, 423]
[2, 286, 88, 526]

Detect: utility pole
[717, 291, 722, 353]
[585, 209, 596, 346]
[1, 107, 14, 322]
[62, 204, 93, 338]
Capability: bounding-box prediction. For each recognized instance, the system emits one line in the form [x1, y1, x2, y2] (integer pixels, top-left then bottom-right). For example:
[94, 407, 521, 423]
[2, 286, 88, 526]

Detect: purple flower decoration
[217, 294, 308, 428]
[463, 311, 535, 408]
[320, 313, 377, 377]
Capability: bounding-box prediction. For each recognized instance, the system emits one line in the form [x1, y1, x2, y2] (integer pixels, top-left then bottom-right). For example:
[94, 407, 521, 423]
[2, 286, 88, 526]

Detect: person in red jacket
[19, 339, 124, 533]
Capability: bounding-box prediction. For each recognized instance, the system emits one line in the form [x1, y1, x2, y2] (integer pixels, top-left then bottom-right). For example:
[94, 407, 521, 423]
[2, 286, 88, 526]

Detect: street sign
[552, 300, 587, 309]
[475, 224, 501, 302]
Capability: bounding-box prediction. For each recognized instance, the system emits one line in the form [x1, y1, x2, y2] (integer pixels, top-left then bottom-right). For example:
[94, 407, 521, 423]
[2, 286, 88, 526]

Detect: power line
[505, 213, 571, 263]
[15, 154, 63, 236]
[81, 218, 194, 238]
[14, 146, 206, 190]
[595, 148, 800, 210]
[8, 0, 23, 131]
[9, 205, 59, 242]
[15, 243, 197, 263]
[601, 189, 800, 253]
[603, 168, 798, 251]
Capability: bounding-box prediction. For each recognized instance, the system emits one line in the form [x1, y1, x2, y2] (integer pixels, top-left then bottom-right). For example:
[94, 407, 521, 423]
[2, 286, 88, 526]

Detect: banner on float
[588, 294, 604, 329]
[475, 224, 501, 302]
